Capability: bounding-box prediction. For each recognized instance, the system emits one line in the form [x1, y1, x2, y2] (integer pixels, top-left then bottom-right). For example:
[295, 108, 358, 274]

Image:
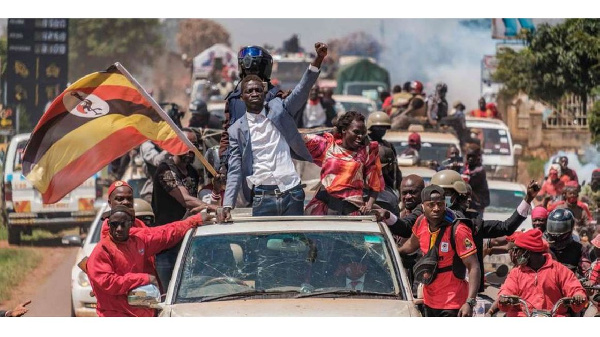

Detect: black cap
[421, 184, 445, 202]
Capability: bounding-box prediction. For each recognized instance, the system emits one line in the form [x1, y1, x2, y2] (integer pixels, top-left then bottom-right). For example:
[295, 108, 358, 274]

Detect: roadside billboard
[492, 19, 535, 40]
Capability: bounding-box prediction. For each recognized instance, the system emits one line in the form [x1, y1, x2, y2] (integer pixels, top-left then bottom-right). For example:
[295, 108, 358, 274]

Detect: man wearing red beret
[498, 229, 587, 316]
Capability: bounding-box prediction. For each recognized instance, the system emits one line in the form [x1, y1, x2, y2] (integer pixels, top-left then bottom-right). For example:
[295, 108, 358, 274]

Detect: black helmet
[545, 208, 574, 250]
[189, 99, 208, 115]
[238, 46, 273, 81]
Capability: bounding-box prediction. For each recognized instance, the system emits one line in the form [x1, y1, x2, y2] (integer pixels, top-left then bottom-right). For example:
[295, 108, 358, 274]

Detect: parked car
[67, 203, 108, 317]
[465, 117, 522, 181]
[332, 95, 377, 118]
[127, 215, 420, 317]
[2, 133, 101, 245]
[384, 127, 462, 168]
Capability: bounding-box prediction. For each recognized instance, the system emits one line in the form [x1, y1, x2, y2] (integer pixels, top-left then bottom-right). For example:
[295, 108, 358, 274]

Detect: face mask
[567, 197, 578, 204]
[370, 128, 386, 140]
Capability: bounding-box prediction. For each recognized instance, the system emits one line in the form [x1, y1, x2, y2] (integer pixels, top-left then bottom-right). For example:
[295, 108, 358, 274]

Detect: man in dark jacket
[462, 144, 489, 215]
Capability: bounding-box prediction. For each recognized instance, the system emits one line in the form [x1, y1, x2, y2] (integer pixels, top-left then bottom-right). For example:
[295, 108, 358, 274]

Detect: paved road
[26, 247, 78, 317]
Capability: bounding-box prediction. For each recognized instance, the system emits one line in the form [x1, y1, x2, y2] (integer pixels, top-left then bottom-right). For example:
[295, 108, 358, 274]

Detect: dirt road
[2, 241, 78, 317]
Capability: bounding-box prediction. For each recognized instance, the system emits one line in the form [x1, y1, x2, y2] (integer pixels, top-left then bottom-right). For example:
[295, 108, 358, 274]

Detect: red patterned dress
[303, 132, 384, 215]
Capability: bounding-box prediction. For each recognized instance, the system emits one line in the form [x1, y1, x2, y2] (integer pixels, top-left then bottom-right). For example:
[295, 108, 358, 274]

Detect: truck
[2, 133, 102, 245]
[334, 57, 390, 103]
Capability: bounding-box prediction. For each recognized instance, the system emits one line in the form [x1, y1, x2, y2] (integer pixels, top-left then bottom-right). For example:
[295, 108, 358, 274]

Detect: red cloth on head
[108, 180, 132, 198]
[408, 132, 421, 144]
[506, 231, 522, 242]
[531, 206, 549, 220]
[565, 180, 579, 188]
[515, 229, 546, 253]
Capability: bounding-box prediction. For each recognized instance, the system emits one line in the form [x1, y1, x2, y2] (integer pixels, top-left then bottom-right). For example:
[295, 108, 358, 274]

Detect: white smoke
[543, 147, 600, 185]
[379, 19, 496, 110]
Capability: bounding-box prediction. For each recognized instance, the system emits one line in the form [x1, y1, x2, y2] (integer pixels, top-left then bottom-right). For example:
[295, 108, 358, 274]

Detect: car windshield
[174, 231, 400, 303]
[481, 128, 511, 156]
[487, 188, 525, 212]
[392, 141, 456, 164]
[337, 101, 375, 117]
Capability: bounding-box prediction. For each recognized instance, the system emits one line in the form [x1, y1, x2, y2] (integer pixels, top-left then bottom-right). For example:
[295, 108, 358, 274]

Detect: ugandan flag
[22, 64, 189, 204]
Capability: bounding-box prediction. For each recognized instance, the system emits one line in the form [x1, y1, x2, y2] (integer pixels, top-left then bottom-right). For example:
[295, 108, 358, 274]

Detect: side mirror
[128, 284, 162, 309]
[61, 235, 82, 247]
[513, 144, 523, 156]
[495, 264, 509, 278]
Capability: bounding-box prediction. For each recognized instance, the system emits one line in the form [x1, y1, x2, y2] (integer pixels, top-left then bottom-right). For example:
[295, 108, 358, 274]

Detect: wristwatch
[466, 298, 477, 308]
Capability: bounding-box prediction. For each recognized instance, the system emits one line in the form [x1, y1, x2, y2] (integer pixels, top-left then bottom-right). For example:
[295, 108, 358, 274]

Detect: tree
[0, 36, 7, 78]
[494, 19, 600, 113]
[176, 19, 230, 59]
[69, 19, 164, 81]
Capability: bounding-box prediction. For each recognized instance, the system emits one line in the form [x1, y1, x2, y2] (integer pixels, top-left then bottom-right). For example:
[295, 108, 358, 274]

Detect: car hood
[164, 298, 419, 317]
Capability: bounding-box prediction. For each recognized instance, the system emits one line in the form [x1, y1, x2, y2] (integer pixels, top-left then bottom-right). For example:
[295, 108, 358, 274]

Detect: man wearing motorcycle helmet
[544, 208, 591, 277]
[498, 228, 587, 317]
[217, 45, 283, 197]
[432, 170, 539, 293]
[547, 181, 592, 235]
[188, 99, 221, 129]
[367, 111, 402, 191]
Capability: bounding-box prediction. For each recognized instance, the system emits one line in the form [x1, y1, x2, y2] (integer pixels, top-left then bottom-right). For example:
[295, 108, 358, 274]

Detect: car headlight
[78, 271, 90, 287]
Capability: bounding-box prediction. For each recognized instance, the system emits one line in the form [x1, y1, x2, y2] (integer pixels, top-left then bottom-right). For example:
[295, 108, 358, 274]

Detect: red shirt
[539, 178, 565, 198]
[88, 214, 203, 317]
[412, 216, 477, 310]
[589, 260, 600, 284]
[498, 253, 587, 317]
[547, 200, 592, 223]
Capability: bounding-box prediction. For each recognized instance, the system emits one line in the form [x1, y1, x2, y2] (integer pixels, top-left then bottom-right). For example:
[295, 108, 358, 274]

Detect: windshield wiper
[200, 289, 299, 302]
[295, 288, 397, 299]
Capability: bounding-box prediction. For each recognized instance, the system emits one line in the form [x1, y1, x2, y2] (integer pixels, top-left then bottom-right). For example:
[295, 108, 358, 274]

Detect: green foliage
[590, 99, 600, 144]
[0, 248, 42, 302]
[523, 156, 547, 181]
[0, 36, 7, 77]
[69, 19, 164, 81]
[494, 19, 600, 113]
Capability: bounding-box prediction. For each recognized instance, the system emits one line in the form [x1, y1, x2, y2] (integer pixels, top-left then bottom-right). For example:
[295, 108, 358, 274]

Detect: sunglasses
[108, 220, 132, 228]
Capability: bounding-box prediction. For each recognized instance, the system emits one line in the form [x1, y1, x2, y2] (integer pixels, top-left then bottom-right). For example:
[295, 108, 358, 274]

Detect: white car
[2, 133, 101, 245]
[127, 215, 421, 317]
[67, 203, 108, 317]
[332, 94, 377, 118]
[465, 117, 522, 181]
[384, 129, 462, 168]
[483, 180, 532, 269]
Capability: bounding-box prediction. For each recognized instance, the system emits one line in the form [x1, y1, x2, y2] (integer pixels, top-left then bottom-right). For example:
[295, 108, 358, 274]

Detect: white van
[465, 117, 522, 181]
[2, 133, 101, 245]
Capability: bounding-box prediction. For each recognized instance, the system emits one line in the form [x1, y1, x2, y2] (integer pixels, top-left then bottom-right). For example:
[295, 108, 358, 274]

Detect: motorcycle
[499, 295, 580, 317]
[583, 284, 600, 316]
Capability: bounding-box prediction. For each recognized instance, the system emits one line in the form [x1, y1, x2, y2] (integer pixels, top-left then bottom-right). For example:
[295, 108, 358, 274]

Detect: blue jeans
[252, 184, 305, 216]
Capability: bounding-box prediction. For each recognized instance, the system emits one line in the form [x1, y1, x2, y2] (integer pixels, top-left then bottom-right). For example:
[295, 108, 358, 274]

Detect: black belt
[253, 184, 305, 197]
[315, 189, 359, 214]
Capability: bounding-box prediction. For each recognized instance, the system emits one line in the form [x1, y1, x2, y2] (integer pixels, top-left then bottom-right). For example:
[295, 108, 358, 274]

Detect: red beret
[408, 132, 421, 144]
[515, 229, 546, 253]
[565, 180, 579, 188]
[531, 206, 549, 219]
[108, 180, 132, 198]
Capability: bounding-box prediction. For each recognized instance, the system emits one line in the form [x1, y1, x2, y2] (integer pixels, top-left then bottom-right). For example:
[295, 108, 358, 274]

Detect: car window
[13, 140, 27, 172]
[488, 188, 525, 212]
[392, 141, 457, 164]
[337, 101, 374, 117]
[481, 128, 511, 155]
[90, 216, 104, 244]
[175, 231, 400, 302]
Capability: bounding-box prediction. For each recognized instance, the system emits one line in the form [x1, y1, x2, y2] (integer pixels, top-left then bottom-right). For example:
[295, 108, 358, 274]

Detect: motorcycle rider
[531, 206, 549, 232]
[538, 163, 565, 203]
[544, 208, 591, 277]
[547, 181, 592, 237]
[559, 156, 578, 183]
[430, 169, 538, 293]
[580, 168, 600, 218]
[498, 229, 587, 317]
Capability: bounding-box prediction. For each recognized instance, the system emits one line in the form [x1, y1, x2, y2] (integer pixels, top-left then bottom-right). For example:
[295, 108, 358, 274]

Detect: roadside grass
[0, 247, 42, 303]
[523, 156, 547, 182]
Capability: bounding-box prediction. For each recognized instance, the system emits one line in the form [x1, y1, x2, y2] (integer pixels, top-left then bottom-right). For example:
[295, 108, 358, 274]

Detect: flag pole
[114, 62, 217, 176]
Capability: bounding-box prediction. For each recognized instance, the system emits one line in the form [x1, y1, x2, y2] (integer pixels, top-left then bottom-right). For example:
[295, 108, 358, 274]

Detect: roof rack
[223, 215, 378, 223]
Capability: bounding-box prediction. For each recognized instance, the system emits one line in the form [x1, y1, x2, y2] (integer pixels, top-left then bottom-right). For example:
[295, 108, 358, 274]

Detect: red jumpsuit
[88, 214, 203, 317]
[498, 253, 587, 316]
